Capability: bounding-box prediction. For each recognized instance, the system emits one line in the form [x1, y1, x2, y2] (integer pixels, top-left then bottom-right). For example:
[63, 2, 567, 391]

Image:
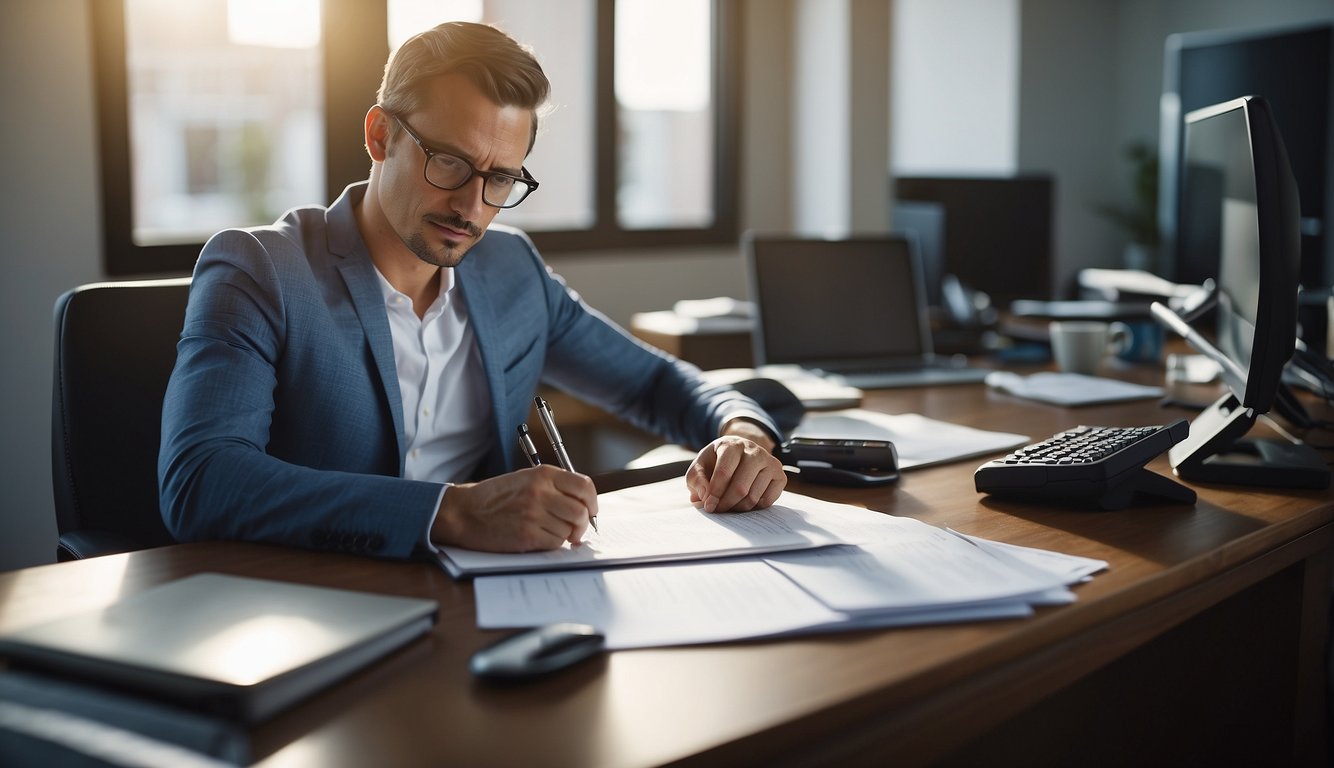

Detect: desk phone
[778, 438, 900, 487]
[974, 420, 1196, 510]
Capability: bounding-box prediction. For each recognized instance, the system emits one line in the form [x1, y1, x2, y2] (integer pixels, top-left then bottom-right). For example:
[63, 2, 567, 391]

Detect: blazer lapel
[327, 188, 407, 466]
[457, 257, 511, 478]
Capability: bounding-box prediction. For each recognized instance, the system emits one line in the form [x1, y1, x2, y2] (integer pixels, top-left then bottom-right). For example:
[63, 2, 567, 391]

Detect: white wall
[1, 0, 104, 570]
[1015, 0, 1123, 295]
[890, 0, 1020, 175]
[792, 0, 891, 236]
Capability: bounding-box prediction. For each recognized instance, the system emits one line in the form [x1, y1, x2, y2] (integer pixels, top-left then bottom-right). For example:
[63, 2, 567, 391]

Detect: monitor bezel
[1181, 96, 1301, 414]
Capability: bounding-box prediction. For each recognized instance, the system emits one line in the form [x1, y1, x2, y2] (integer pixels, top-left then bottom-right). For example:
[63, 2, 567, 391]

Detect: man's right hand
[431, 466, 596, 552]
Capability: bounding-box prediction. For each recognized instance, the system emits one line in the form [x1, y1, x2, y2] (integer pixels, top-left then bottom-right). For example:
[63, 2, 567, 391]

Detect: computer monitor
[1159, 23, 1333, 293]
[1155, 96, 1329, 488]
[889, 200, 946, 306]
[893, 176, 1055, 308]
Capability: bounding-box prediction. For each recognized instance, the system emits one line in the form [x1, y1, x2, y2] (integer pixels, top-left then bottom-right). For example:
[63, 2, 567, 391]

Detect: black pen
[516, 424, 542, 467]
[534, 396, 598, 532]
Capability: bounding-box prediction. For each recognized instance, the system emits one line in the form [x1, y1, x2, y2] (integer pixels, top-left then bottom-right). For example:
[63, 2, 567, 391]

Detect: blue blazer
[159, 183, 776, 559]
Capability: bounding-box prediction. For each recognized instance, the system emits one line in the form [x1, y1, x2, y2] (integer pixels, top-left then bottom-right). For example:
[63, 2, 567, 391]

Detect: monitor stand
[1169, 393, 1331, 489]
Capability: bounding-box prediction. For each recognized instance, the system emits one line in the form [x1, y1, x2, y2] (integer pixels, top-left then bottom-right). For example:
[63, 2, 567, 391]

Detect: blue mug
[1116, 320, 1164, 364]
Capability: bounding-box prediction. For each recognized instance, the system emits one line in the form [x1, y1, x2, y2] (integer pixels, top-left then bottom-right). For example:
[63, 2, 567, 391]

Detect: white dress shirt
[375, 266, 492, 484]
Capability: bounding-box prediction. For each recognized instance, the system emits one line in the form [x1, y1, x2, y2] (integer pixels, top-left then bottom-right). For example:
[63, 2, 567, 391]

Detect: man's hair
[376, 21, 550, 152]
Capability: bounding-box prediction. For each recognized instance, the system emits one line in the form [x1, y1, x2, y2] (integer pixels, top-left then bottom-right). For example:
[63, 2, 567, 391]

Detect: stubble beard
[406, 231, 467, 268]
[408, 214, 483, 268]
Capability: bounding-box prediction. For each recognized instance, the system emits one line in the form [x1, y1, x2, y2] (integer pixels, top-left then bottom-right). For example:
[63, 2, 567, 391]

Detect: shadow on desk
[978, 491, 1265, 568]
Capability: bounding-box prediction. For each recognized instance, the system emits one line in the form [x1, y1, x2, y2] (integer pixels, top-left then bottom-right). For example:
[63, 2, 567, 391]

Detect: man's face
[376, 72, 533, 268]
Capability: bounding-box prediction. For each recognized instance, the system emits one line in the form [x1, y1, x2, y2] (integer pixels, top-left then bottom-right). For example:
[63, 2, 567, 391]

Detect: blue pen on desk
[534, 396, 598, 532]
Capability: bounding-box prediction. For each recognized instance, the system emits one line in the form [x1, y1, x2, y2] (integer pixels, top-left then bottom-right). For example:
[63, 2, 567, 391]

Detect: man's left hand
[686, 420, 786, 513]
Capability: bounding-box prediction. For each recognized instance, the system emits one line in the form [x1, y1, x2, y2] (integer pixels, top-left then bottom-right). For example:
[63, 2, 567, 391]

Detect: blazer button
[367, 535, 385, 552]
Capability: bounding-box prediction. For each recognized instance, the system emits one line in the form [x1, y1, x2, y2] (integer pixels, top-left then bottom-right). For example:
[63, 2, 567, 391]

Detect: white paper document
[473, 559, 1044, 650]
[949, 529, 1109, 584]
[475, 560, 848, 648]
[793, 409, 1028, 469]
[473, 505, 1109, 649]
[984, 371, 1164, 407]
[435, 479, 891, 578]
[763, 532, 1075, 614]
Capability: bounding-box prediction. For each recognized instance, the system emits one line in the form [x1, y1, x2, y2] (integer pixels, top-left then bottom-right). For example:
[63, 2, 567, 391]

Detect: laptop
[0, 573, 437, 722]
[744, 234, 990, 389]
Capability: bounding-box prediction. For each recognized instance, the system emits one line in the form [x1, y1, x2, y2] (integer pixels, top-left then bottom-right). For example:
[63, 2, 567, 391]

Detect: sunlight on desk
[0, 556, 128, 629]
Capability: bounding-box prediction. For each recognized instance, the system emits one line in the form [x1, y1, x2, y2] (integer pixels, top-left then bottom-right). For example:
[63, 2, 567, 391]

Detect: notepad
[0, 573, 437, 722]
[984, 371, 1164, 407]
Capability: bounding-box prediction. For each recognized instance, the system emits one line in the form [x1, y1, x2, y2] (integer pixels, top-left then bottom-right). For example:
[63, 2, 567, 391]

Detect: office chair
[51, 278, 191, 561]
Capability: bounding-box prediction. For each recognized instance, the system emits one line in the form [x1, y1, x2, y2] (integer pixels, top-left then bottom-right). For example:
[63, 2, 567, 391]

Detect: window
[93, 0, 738, 276]
[387, 0, 599, 232]
[614, 0, 715, 230]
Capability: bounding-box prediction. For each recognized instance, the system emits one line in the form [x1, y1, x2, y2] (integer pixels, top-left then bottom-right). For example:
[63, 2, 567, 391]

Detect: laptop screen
[746, 235, 930, 369]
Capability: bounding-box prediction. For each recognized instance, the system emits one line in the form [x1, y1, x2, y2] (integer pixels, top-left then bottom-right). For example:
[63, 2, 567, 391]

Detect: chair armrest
[56, 530, 144, 561]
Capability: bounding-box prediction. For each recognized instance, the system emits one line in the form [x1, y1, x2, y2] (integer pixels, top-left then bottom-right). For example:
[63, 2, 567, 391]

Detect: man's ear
[365, 106, 391, 162]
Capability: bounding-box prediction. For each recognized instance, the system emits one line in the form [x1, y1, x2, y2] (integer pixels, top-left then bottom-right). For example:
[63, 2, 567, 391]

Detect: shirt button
[422, 408, 431, 417]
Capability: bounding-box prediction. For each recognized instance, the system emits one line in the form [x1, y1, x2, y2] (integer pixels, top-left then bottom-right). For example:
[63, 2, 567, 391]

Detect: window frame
[91, 0, 740, 277]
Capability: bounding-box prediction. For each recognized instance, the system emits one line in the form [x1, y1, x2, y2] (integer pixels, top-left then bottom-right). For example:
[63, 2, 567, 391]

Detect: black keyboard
[974, 420, 1196, 509]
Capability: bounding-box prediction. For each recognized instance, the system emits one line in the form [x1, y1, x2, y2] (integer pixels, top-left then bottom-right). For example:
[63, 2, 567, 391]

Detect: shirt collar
[372, 265, 456, 308]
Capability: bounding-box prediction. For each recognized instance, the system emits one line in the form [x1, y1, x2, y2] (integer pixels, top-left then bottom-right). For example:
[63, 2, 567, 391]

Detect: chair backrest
[51, 278, 191, 559]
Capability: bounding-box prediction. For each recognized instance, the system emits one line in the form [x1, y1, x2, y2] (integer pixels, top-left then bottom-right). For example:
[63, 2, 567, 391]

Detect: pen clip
[517, 424, 541, 468]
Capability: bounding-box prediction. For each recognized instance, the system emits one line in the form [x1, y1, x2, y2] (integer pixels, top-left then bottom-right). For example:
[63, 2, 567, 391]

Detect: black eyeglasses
[387, 112, 539, 209]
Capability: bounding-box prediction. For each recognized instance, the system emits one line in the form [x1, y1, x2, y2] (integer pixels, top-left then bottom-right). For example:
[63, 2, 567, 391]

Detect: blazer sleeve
[157, 229, 443, 559]
[508, 233, 780, 447]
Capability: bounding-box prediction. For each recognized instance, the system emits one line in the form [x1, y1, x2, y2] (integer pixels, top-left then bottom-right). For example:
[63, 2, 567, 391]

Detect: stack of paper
[466, 480, 1106, 650]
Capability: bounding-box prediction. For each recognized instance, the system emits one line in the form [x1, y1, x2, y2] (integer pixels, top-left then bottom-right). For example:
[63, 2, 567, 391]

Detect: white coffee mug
[1049, 320, 1130, 375]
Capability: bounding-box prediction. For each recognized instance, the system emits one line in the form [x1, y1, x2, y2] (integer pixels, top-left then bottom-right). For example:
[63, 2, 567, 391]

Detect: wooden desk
[2, 381, 1330, 766]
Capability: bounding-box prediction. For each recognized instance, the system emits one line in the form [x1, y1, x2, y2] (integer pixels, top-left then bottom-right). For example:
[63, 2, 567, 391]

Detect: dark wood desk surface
[2, 372, 1331, 767]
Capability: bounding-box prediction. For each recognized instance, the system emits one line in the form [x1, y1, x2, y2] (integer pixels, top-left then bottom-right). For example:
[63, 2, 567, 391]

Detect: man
[158, 21, 786, 559]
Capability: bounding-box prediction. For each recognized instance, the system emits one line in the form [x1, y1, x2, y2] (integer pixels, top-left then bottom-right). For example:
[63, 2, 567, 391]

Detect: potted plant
[1097, 141, 1159, 272]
